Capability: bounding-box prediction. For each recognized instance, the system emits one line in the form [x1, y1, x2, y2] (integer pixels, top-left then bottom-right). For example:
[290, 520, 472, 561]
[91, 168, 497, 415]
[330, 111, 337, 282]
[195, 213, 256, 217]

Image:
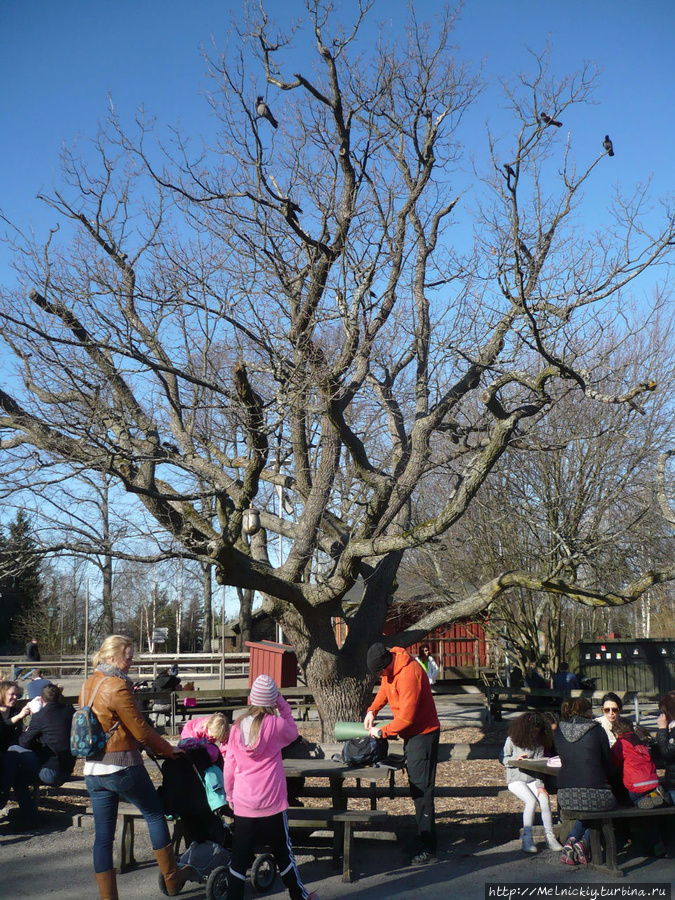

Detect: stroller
[157, 740, 276, 900]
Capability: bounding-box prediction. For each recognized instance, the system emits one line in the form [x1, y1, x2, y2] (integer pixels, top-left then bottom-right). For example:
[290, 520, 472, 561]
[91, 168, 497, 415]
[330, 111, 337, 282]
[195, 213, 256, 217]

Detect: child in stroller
[158, 739, 276, 899]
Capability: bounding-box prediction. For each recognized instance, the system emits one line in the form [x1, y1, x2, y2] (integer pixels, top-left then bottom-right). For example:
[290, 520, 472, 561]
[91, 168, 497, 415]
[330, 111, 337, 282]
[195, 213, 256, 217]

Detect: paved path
[1, 812, 674, 899]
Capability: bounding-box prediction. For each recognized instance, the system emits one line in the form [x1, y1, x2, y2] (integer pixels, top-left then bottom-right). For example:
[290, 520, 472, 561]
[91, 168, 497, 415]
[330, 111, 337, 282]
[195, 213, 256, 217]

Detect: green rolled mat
[334, 720, 392, 741]
[334, 721, 369, 741]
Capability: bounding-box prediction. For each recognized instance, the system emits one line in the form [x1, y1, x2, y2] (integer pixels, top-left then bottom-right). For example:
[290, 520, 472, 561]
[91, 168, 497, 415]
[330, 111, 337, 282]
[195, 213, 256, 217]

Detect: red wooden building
[334, 604, 489, 679]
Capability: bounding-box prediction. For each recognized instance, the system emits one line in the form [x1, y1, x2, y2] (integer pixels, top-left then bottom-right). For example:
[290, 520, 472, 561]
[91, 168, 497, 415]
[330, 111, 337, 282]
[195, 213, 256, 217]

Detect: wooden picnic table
[506, 757, 560, 778]
[281, 757, 395, 881]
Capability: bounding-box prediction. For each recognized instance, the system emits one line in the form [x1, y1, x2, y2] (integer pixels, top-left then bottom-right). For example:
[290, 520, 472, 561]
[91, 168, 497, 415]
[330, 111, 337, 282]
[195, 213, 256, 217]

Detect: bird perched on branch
[256, 96, 278, 129]
[603, 134, 614, 157]
[540, 113, 562, 127]
[504, 163, 516, 179]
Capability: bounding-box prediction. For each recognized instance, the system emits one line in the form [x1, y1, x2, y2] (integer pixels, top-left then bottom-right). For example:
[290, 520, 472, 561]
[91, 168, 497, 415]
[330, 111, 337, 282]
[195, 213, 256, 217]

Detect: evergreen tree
[0, 511, 43, 649]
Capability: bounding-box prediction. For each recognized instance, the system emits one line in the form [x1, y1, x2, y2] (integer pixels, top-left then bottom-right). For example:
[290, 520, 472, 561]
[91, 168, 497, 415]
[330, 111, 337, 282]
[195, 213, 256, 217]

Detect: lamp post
[47, 604, 61, 656]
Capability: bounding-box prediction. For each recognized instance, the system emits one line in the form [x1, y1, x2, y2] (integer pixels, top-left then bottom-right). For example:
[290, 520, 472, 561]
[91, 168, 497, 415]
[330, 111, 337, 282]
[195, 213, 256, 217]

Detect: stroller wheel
[251, 853, 276, 893]
[158, 870, 170, 896]
[206, 864, 229, 900]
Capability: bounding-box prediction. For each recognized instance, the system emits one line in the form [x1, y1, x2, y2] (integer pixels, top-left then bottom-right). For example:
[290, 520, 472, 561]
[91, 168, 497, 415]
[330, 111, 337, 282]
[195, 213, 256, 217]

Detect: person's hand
[536, 787, 548, 798]
[657, 713, 668, 729]
[369, 726, 383, 739]
[19, 705, 32, 719]
[516, 753, 531, 759]
[364, 710, 374, 730]
[169, 747, 185, 759]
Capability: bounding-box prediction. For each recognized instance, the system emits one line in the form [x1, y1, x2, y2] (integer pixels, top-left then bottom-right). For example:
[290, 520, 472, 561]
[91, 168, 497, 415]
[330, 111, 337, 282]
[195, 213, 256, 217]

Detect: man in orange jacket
[364, 643, 440, 865]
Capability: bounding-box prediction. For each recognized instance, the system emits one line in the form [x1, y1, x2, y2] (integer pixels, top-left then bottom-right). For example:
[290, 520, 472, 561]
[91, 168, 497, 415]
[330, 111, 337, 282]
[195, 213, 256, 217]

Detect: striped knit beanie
[249, 674, 279, 707]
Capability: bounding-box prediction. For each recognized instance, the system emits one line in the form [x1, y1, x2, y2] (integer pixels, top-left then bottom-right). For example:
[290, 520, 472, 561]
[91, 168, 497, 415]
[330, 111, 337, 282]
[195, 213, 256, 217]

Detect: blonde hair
[0, 680, 21, 708]
[236, 705, 276, 747]
[93, 634, 133, 669]
[205, 713, 230, 744]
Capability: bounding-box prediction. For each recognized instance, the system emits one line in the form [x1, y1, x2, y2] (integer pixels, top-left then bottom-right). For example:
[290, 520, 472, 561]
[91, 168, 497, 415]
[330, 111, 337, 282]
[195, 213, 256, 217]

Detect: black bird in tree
[504, 163, 516, 179]
[603, 134, 615, 157]
[256, 96, 278, 129]
[540, 113, 562, 127]
[283, 199, 303, 223]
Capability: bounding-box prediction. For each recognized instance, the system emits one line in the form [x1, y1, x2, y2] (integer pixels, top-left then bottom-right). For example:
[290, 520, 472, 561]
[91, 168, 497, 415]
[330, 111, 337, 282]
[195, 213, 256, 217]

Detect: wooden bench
[284, 807, 390, 882]
[561, 804, 675, 876]
[31, 773, 86, 802]
[84, 804, 181, 874]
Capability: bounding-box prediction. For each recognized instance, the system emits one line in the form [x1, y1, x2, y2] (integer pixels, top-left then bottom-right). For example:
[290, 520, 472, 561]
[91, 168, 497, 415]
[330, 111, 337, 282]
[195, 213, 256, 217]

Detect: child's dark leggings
[228, 810, 309, 900]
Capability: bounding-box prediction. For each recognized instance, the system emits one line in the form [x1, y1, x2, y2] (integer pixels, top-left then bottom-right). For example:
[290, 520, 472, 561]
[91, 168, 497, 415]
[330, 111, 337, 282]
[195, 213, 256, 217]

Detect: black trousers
[229, 810, 309, 900]
[405, 729, 440, 852]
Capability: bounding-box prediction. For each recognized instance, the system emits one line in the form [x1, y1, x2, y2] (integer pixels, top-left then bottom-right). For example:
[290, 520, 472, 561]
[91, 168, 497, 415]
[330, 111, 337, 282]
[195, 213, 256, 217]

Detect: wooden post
[83, 579, 90, 682]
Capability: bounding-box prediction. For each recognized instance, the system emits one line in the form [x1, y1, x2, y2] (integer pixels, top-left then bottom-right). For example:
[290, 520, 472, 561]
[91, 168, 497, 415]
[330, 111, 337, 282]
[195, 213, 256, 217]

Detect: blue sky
[1, 0, 674, 278]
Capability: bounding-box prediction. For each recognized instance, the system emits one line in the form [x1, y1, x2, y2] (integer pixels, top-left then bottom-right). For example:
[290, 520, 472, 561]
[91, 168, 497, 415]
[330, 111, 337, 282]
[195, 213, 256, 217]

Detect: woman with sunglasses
[594, 693, 623, 747]
[655, 691, 675, 804]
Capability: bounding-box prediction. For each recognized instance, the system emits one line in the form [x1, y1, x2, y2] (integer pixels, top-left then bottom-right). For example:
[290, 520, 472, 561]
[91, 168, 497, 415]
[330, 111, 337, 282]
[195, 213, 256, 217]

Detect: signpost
[152, 627, 169, 644]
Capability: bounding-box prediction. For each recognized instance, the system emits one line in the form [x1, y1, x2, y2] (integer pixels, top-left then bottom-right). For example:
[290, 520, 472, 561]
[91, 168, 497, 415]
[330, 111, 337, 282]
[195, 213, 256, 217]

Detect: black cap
[367, 642, 393, 674]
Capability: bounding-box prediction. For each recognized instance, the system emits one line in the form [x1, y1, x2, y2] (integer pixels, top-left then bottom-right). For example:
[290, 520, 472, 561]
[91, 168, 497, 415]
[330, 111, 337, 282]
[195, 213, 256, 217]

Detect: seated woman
[0, 681, 34, 823]
[0, 681, 31, 754]
[611, 717, 662, 807]
[655, 691, 675, 805]
[554, 696, 617, 866]
[595, 692, 623, 748]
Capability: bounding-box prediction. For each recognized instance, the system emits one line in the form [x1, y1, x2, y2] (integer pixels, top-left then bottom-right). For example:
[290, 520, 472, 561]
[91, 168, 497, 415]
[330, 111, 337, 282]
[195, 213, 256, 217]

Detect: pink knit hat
[249, 674, 279, 707]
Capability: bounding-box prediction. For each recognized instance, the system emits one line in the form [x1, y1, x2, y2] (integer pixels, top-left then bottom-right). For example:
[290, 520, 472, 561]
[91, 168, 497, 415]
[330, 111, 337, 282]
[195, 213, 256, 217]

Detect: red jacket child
[610, 724, 659, 796]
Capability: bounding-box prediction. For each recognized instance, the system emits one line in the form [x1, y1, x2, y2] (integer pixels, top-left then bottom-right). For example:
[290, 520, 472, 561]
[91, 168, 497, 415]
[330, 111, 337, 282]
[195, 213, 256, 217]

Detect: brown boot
[95, 870, 119, 900]
[154, 843, 189, 896]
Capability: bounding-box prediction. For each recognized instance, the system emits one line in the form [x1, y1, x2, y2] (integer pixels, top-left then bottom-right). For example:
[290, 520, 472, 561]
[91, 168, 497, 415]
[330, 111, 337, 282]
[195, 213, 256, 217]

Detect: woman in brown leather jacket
[82, 635, 188, 899]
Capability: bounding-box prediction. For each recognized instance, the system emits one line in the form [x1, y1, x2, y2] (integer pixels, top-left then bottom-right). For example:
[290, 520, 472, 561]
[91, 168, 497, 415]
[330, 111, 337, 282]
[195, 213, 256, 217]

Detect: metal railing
[0, 652, 250, 684]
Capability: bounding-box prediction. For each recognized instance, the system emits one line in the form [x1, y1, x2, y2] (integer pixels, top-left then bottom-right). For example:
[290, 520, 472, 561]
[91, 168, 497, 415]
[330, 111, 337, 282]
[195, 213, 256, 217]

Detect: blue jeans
[85, 765, 170, 873]
[568, 819, 590, 844]
[0, 745, 41, 813]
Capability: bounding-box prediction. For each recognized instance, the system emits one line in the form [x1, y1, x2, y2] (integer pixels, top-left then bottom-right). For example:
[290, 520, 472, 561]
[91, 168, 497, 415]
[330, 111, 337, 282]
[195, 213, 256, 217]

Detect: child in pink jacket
[223, 675, 317, 900]
[180, 713, 229, 764]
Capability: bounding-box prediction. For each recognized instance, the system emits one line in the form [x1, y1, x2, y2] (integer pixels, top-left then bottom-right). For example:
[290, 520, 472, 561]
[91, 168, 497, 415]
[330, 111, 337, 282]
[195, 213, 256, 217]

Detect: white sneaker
[522, 833, 537, 853]
[546, 832, 563, 851]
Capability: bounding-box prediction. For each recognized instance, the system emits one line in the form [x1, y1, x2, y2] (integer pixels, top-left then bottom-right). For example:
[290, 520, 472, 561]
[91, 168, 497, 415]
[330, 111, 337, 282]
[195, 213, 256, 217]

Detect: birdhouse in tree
[243, 507, 261, 536]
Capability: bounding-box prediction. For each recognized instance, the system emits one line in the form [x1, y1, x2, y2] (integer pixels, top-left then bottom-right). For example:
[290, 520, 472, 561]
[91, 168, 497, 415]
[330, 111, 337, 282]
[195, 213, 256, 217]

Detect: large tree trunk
[277, 604, 381, 741]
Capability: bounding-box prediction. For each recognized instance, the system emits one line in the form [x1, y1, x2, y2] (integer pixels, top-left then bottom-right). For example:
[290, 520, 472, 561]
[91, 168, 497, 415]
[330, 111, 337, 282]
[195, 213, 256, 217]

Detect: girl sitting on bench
[500, 711, 562, 853]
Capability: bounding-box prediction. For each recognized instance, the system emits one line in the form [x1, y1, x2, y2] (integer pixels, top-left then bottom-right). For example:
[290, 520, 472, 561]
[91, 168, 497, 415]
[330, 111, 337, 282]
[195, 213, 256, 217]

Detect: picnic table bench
[508, 756, 675, 876]
[483, 686, 661, 724]
[169, 688, 317, 730]
[284, 807, 389, 882]
[81, 803, 182, 874]
[561, 804, 675, 876]
[85, 801, 389, 882]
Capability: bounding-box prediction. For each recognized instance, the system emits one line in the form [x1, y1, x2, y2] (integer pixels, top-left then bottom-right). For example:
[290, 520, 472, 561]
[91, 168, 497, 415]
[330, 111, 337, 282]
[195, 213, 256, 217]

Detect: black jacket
[25, 642, 41, 662]
[655, 726, 675, 789]
[19, 700, 75, 777]
[554, 715, 615, 791]
[152, 672, 180, 692]
[0, 710, 23, 753]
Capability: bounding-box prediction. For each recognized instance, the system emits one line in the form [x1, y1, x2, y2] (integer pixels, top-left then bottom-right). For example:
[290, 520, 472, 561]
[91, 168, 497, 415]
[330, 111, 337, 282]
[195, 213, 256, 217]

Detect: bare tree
[403, 324, 675, 670]
[2, 4, 675, 733]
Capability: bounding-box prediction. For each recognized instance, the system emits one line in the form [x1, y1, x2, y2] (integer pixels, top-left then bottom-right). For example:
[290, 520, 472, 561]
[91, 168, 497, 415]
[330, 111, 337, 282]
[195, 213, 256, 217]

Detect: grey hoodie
[500, 736, 545, 787]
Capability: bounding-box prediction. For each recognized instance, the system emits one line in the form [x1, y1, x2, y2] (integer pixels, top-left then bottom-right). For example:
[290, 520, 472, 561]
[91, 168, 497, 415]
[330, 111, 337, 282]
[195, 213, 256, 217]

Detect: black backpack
[341, 735, 389, 767]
